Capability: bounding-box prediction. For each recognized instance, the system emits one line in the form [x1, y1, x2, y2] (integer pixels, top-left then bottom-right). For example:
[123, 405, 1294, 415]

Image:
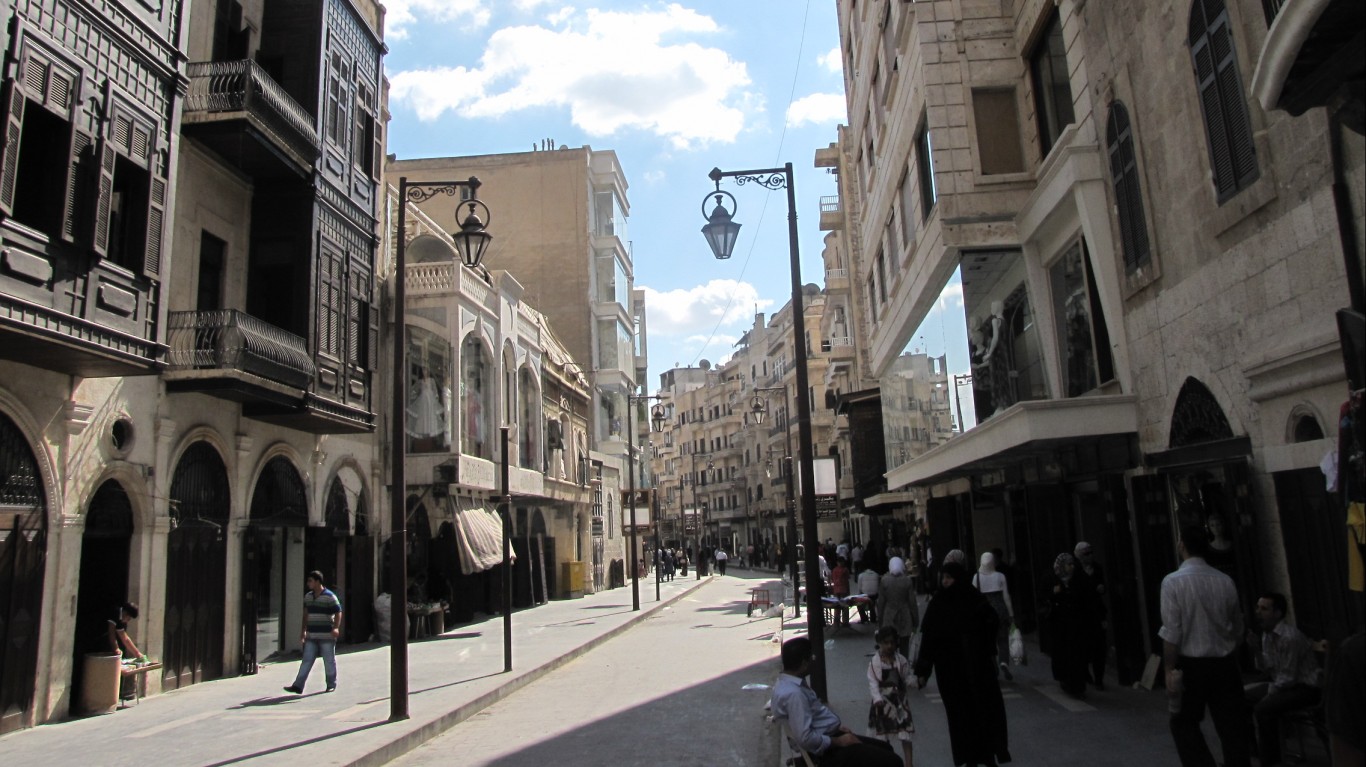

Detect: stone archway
[0, 411, 47, 734]
[70, 480, 134, 714]
[242, 456, 307, 667]
[164, 441, 229, 690]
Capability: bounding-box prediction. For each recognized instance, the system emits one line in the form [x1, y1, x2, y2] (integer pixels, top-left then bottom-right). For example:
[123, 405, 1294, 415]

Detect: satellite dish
[699, 359, 711, 370]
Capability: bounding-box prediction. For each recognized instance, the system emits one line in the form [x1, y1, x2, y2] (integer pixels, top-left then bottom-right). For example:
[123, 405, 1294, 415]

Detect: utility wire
[687, 0, 813, 369]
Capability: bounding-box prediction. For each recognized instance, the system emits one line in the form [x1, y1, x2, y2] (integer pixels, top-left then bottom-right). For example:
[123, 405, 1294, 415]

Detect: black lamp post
[391, 177, 491, 722]
[691, 452, 713, 580]
[751, 389, 800, 619]
[700, 164, 826, 699]
[626, 393, 667, 610]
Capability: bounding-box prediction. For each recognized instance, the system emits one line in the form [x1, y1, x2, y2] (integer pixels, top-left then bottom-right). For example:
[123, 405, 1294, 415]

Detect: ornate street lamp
[700, 163, 826, 699]
[751, 388, 801, 618]
[390, 177, 491, 721]
[626, 392, 668, 610]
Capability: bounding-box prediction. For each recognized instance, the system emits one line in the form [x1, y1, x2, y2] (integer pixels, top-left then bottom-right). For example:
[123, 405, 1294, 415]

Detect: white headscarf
[944, 549, 966, 567]
[889, 556, 906, 576]
[978, 551, 996, 574]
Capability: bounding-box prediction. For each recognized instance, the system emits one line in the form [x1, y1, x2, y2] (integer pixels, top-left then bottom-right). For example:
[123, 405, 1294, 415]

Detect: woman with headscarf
[914, 561, 1012, 766]
[878, 557, 920, 659]
[1046, 552, 1091, 699]
[974, 552, 1015, 681]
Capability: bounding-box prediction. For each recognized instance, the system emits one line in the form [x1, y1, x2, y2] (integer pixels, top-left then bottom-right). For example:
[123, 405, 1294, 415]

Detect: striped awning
[450, 499, 508, 574]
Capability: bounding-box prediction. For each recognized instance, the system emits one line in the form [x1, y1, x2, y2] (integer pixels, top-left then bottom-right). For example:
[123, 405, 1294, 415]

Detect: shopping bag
[908, 630, 923, 666]
[1009, 624, 1026, 665]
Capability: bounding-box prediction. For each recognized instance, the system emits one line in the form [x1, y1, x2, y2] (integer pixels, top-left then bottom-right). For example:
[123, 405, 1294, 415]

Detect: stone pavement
[0, 573, 711, 767]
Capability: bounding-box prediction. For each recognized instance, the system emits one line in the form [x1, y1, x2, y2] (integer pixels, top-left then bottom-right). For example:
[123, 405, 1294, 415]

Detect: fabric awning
[450, 499, 508, 574]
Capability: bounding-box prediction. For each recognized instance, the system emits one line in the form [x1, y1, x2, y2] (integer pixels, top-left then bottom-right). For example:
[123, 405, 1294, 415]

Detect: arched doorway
[70, 480, 134, 715]
[242, 457, 307, 670]
[164, 441, 229, 691]
[0, 412, 47, 734]
[305, 470, 373, 644]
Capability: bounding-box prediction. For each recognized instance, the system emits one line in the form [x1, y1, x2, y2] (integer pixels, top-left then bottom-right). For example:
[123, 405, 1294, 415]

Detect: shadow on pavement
[200, 720, 391, 767]
[465, 656, 782, 767]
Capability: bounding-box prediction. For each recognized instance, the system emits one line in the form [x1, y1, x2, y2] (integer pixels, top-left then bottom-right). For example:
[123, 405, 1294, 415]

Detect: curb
[347, 576, 715, 767]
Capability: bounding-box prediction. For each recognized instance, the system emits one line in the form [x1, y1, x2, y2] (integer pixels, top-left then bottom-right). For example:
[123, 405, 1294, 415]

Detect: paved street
[0, 566, 1334, 766]
[389, 572, 785, 767]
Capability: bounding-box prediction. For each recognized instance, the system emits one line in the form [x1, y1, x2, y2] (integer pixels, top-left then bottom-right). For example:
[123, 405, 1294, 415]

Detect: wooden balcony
[182, 60, 319, 179]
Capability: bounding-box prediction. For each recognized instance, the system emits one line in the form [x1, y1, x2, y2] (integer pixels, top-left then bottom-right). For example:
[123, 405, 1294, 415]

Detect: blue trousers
[292, 638, 337, 690]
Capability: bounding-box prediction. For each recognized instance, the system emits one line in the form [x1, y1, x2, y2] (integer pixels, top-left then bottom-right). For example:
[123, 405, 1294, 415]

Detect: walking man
[284, 570, 343, 694]
[714, 546, 728, 576]
[1160, 525, 1252, 767]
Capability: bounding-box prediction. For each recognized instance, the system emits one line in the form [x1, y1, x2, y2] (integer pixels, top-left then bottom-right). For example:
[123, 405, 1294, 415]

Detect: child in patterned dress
[868, 626, 915, 767]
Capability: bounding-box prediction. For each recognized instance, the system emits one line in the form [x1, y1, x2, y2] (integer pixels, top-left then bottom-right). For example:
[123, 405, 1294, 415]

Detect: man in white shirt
[1244, 592, 1321, 766]
[855, 566, 880, 623]
[1160, 524, 1252, 767]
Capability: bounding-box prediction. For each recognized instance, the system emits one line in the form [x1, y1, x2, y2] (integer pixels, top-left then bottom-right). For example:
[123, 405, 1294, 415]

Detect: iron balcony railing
[167, 310, 315, 389]
[185, 60, 319, 165]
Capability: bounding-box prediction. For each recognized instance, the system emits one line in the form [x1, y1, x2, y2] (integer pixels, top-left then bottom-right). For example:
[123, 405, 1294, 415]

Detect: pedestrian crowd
[772, 526, 1362, 767]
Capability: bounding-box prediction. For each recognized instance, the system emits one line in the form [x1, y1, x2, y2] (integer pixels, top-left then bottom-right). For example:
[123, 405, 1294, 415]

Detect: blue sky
[382, 1, 852, 391]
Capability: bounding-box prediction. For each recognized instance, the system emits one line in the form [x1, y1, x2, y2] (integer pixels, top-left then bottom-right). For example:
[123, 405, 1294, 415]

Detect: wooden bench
[747, 588, 772, 617]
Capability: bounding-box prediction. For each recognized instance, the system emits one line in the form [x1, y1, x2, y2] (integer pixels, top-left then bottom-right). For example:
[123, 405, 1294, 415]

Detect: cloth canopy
[450, 499, 508, 574]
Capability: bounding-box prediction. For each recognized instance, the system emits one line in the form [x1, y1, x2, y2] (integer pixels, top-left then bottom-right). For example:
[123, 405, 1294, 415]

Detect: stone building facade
[831, 0, 1363, 686]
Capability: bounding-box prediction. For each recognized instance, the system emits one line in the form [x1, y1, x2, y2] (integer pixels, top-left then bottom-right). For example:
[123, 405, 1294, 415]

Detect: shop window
[1050, 239, 1115, 397]
[461, 335, 492, 459]
[407, 326, 452, 454]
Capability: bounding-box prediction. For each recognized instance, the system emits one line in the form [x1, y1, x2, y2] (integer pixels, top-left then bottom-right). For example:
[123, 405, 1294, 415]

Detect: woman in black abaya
[913, 561, 1011, 766]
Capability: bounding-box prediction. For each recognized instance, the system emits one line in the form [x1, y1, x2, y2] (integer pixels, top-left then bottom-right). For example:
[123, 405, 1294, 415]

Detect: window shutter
[61, 128, 93, 244]
[91, 139, 116, 258]
[367, 303, 380, 372]
[0, 85, 26, 216]
[144, 174, 166, 278]
[1193, 38, 1234, 199]
[1212, 24, 1257, 189]
[1107, 103, 1150, 272]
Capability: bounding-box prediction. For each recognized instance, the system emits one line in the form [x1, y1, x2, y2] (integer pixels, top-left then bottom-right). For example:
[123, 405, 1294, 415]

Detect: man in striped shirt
[284, 570, 343, 694]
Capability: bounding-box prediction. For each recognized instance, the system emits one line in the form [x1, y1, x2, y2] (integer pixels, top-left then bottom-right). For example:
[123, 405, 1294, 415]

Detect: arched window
[1106, 102, 1151, 272]
[461, 336, 492, 459]
[1188, 0, 1258, 202]
[519, 367, 540, 469]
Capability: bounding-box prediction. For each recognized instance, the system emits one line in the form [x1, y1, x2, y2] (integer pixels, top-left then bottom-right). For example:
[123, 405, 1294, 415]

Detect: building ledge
[886, 394, 1138, 488]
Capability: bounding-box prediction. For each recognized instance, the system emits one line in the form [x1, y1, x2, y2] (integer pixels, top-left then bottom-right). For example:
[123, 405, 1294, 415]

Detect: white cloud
[936, 281, 964, 310]
[785, 92, 846, 128]
[818, 46, 843, 74]
[390, 5, 755, 148]
[384, 0, 489, 40]
[642, 169, 666, 185]
[642, 280, 773, 338]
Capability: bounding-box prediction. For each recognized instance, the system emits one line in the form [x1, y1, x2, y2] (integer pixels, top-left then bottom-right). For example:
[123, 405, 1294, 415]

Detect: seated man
[771, 637, 900, 767]
[1244, 592, 1322, 767]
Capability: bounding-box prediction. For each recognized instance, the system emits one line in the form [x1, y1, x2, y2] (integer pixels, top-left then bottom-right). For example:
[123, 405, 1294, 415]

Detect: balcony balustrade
[166, 309, 314, 389]
[183, 59, 319, 176]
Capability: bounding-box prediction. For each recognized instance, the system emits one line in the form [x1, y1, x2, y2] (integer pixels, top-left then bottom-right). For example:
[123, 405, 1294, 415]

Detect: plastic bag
[1009, 624, 1026, 665]
[909, 630, 923, 666]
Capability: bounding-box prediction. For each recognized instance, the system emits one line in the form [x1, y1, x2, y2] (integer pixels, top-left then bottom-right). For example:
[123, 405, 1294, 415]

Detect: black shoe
[283, 685, 302, 694]
[325, 686, 336, 693]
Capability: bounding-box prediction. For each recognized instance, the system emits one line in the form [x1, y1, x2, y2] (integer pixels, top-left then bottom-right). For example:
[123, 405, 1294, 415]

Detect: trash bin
[81, 653, 122, 715]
